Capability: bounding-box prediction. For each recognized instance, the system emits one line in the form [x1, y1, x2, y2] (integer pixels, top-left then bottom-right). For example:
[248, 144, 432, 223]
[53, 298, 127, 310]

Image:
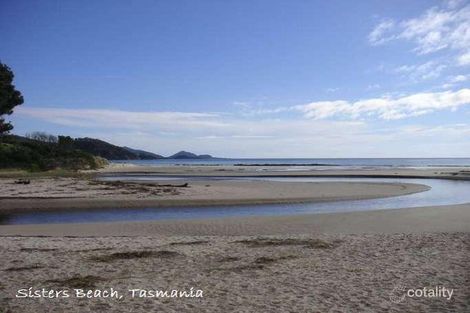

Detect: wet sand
[1, 203, 469, 237]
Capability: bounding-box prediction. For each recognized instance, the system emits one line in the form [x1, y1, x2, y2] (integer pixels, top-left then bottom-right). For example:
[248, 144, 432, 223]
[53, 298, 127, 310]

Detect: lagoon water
[2, 177, 470, 225]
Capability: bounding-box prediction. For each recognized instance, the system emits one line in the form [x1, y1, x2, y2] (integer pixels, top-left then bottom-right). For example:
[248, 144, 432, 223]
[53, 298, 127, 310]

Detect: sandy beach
[0, 175, 429, 211]
[1, 165, 469, 312]
[4, 0, 470, 311]
[0, 232, 468, 312]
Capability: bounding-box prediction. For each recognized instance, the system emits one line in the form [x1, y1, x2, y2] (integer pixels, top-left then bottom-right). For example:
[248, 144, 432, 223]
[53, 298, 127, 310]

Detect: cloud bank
[13, 86, 470, 157]
[296, 88, 470, 120]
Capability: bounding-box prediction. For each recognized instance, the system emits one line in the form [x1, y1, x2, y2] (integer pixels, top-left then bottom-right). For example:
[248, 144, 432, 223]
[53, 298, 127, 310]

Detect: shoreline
[1, 202, 469, 236]
[1, 166, 469, 235]
[97, 164, 470, 180]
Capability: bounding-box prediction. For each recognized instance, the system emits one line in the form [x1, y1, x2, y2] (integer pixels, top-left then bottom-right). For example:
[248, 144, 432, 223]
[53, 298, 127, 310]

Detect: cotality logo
[389, 284, 454, 304]
[389, 285, 407, 303]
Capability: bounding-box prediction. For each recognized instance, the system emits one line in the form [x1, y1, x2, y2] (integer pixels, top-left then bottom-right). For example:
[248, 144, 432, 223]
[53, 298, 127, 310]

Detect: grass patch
[90, 250, 180, 262]
[46, 275, 104, 289]
[232, 238, 336, 249]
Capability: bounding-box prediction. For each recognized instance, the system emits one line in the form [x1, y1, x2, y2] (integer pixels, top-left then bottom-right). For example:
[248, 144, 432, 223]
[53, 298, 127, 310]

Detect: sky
[1, 0, 469, 158]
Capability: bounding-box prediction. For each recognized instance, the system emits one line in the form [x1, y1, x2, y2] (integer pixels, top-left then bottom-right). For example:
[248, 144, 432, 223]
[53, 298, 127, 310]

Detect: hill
[0, 134, 165, 171]
[63, 137, 162, 160]
[123, 147, 164, 160]
[0, 135, 107, 171]
[71, 138, 136, 160]
[168, 151, 213, 159]
[0, 134, 215, 171]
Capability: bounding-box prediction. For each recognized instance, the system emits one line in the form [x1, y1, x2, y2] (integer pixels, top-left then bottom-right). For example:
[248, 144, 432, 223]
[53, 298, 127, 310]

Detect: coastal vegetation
[1, 62, 100, 171]
[0, 62, 105, 171]
[0, 134, 107, 171]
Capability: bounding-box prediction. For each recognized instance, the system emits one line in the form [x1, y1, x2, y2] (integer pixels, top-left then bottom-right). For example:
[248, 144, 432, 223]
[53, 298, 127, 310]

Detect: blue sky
[1, 0, 469, 157]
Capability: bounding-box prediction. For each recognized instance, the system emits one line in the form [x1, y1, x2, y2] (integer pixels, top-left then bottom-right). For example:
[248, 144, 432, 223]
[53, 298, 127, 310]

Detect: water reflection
[2, 178, 469, 225]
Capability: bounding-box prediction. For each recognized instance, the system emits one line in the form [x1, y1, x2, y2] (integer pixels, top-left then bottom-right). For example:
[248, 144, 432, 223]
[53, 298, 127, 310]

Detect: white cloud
[15, 107, 371, 157]
[15, 106, 365, 138]
[400, 8, 455, 54]
[449, 74, 469, 83]
[33, 89, 468, 127]
[368, 19, 396, 45]
[457, 51, 470, 65]
[369, 3, 470, 65]
[48, 120, 470, 158]
[15, 108, 227, 133]
[400, 123, 470, 137]
[441, 74, 469, 88]
[13, 100, 470, 157]
[296, 88, 470, 120]
[394, 61, 447, 81]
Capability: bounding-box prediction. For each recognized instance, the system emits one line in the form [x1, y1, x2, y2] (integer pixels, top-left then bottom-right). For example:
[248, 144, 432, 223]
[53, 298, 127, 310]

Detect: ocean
[111, 158, 470, 167]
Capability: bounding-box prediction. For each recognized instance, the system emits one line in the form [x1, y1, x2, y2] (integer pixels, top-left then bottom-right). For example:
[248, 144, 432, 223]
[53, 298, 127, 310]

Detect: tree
[0, 62, 24, 135]
[26, 131, 58, 143]
[58, 135, 74, 149]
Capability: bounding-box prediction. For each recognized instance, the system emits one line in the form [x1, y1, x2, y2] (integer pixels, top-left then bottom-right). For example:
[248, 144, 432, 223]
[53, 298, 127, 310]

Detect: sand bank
[0, 177, 428, 212]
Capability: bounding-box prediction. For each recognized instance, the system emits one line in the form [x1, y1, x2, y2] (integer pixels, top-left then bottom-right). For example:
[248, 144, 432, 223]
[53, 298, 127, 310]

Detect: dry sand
[0, 233, 468, 312]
